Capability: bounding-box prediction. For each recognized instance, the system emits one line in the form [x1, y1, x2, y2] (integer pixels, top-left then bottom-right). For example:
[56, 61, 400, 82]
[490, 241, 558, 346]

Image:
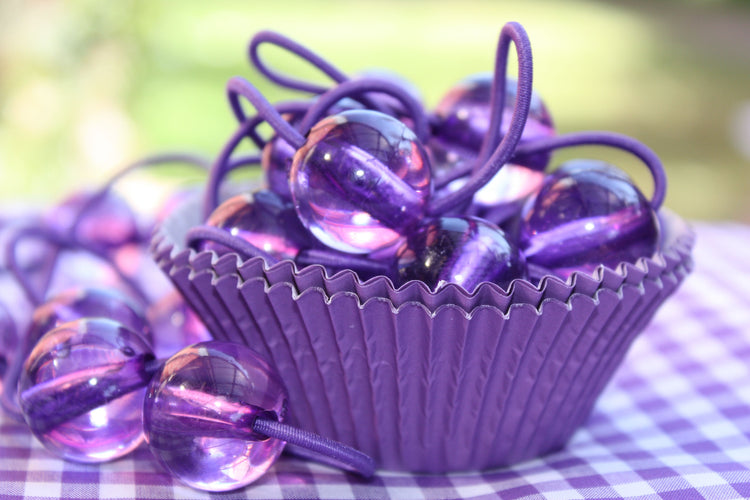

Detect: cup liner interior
[150, 198, 694, 472]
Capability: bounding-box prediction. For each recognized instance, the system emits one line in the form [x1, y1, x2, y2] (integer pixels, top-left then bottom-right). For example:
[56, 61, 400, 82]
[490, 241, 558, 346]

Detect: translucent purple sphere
[18, 318, 153, 462]
[143, 341, 288, 492]
[291, 110, 432, 254]
[397, 216, 526, 292]
[202, 190, 314, 261]
[519, 160, 660, 279]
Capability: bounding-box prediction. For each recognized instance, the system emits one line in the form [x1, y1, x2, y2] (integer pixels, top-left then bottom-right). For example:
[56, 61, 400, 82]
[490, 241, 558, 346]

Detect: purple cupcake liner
[150, 200, 694, 472]
[152, 198, 692, 314]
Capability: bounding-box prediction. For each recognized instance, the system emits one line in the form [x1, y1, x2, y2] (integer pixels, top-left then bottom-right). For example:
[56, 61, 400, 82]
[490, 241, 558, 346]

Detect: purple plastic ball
[396, 216, 526, 292]
[519, 160, 660, 279]
[291, 109, 432, 254]
[18, 318, 153, 462]
[430, 73, 555, 175]
[202, 190, 315, 261]
[143, 341, 288, 492]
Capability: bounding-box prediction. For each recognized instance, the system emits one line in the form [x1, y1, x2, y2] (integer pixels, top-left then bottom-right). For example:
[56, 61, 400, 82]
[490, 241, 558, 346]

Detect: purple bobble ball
[18, 318, 153, 462]
[519, 160, 660, 279]
[143, 341, 288, 492]
[202, 190, 314, 261]
[291, 110, 432, 254]
[397, 216, 526, 292]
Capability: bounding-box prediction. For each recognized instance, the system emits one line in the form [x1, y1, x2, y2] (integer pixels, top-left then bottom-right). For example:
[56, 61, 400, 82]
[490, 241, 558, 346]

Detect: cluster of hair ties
[0, 20, 667, 493]
[188, 21, 666, 294]
[0, 154, 374, 492]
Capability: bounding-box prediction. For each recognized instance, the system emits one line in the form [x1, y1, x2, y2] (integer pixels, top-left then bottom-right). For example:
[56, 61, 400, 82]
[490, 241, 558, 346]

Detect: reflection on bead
[397, 216, 526, 292]
[144, 341, 288, 492]
[202, 190, 314, 261]
[18, 318, 153, 462]
[291, 110, 432, 254]
[519, 160, 660, 278]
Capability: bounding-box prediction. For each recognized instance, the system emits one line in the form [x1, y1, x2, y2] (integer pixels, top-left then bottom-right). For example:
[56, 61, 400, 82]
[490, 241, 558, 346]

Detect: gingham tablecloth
[2, 221, 750, 500]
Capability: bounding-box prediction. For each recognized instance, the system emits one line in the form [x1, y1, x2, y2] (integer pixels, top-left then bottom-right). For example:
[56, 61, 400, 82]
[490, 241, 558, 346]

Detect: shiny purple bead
[202, 190, 314, 261]
[263, 102, 364, 201]
[519, 160, 660, 279]
[143, 341, 288, 492]
[431, 73, 555, 174]
[291, 110, 432, 254]
[396, 216, 526, 292]
[18, 318, 154, 462]
[46, 190, 139, 248]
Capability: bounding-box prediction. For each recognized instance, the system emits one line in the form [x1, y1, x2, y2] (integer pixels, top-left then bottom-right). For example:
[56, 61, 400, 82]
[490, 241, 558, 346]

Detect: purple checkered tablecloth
[2, 221, 750, 500]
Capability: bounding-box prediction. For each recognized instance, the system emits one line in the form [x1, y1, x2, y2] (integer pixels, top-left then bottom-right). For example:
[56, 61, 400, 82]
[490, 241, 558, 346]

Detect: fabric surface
[2, 221, 750, 500]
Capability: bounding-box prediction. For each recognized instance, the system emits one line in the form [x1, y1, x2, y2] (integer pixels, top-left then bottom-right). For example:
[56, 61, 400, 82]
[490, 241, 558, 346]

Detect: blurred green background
[1, 0, 749, 221]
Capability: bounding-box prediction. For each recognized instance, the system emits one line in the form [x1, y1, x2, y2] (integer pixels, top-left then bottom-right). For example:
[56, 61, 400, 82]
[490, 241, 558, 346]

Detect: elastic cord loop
[203, 117, 263, 218]
[252, 418, 375, 478]
[297, 78, 430, 142]
[427, 22, 533, 216]
[228, 100, 318, 146]
[185, 225, 280, 265]
[248, 31, 348, 94]
[227, 77, 306, 149]
[512, 131, 667, 209]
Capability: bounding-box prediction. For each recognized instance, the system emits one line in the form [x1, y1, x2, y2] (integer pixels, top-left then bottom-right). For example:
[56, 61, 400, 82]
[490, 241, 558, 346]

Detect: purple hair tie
[256, 419, 375, 477]
[428, 21, 533, 215]
[248, 30, 349, 95]
[203, 116, 263, 218]
[511, 131, 667, 209]
[2, 224, 152, 421]
[297, 77, 429, 142]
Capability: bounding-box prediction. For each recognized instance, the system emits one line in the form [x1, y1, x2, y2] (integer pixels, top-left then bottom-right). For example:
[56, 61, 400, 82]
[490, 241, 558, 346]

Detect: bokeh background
[1, 0, 749, 221]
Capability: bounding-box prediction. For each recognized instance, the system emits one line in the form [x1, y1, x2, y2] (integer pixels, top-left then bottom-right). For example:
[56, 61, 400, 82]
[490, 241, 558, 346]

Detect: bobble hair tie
[0, 160, 375, 493]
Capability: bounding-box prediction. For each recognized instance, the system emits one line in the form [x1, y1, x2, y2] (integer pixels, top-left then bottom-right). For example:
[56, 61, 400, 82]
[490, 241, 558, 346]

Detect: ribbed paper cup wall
[151, 200, 694, 472]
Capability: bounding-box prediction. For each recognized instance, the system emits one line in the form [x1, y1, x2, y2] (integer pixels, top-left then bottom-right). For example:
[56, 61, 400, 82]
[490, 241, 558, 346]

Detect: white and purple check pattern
[2, 222, 750, 500]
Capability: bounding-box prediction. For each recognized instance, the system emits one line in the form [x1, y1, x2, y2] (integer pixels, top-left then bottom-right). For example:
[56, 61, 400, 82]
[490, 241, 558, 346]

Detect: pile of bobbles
[153, 21, 694, 472]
